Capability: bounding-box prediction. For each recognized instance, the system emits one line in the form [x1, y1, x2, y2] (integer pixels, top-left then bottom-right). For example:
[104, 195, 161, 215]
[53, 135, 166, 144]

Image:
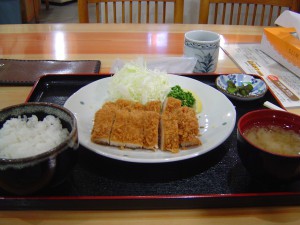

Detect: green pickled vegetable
[227, 86, 238, 94]
[226, 81, 254, 96]
[227, 80, 236, 88]
[167, 85, 195, 107]
[245, 84, 254, 92]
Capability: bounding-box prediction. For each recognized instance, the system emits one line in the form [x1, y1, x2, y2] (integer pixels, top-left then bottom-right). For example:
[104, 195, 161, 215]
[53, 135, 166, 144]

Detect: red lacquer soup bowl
[237, 109, 300, 183]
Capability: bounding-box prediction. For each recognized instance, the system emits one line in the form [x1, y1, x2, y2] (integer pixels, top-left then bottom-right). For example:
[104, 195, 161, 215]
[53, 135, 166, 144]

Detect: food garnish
[189, 90, 202, 114]
[226, 80, 253, 96]
[108, 62, 170, 104]
[167, 85, 195, 108]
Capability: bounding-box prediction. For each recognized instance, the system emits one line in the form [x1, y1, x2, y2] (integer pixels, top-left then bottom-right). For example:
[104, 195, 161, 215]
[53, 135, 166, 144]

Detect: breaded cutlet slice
[144, 101, 162, 113]
[176, 106, 201, 148]
[110, 109, 128, 148]
[159, 97, 181, 153]
[102, 101, 118, 110]
[143, 111, 160, 150]
[131, 102, 145, 111]
[114, 99, 133, 111]
[162, 97, 182, 113]
[91, 107, 116, 145]
[160, 113, 179, 153]
[123, 110, 144, 149]
[114, 99, 146, 112]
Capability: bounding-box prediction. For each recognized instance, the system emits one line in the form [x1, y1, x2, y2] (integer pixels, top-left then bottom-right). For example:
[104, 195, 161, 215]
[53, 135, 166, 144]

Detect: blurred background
[0, 0, 298, 24]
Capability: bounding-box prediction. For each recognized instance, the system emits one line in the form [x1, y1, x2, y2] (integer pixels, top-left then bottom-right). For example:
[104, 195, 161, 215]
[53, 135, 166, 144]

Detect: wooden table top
[0, 23, 300, 224]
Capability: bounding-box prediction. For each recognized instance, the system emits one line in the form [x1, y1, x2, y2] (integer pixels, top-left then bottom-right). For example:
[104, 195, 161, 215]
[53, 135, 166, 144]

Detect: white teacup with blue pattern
[184, 30, 220, 73]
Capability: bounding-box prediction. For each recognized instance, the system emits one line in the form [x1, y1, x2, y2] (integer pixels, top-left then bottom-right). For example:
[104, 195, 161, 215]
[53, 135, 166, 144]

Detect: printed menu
[222, 43, 300, 109]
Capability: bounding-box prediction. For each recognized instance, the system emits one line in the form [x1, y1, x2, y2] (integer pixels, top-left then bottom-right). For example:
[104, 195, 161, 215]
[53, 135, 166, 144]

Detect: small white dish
[215, 74, 267, 101]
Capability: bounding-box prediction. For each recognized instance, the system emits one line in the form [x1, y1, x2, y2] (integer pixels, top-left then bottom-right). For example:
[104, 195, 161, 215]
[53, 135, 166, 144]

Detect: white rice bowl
[0, 115, 69, 159]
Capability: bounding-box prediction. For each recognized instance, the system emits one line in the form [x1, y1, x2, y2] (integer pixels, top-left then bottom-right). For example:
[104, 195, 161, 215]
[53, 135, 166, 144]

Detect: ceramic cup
[184, 30, 220, 73]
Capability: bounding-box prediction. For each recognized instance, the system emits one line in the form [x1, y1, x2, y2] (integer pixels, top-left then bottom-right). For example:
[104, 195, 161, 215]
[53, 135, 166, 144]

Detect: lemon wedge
[183, 89, 202, 114]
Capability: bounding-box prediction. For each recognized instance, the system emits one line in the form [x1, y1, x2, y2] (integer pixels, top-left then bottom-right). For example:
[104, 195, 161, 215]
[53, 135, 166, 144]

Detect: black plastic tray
[1, 74, 300, 210]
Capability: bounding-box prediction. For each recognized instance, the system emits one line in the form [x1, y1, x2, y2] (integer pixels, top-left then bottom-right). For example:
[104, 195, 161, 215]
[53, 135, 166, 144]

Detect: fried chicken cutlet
[160, 97, 201, 152]
[91, 99, 161, 150]
[143, 111, 160, 150]
[176, 106, 201, 148]
[91, 97, 201, 153]
[160, 97, 182, 153]
[91, 106, 116, 145]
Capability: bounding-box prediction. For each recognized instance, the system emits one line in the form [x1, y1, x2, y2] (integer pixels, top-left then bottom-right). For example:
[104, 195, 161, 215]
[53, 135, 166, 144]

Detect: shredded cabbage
[108, 62, 171, 104]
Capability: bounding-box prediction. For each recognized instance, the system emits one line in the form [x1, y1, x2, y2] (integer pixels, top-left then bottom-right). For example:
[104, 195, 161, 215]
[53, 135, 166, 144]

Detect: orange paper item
[260, 27, 300, 77]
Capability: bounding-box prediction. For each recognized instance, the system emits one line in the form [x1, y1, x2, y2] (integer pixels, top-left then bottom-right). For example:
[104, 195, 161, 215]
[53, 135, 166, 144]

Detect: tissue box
[260, 27, 300, 77]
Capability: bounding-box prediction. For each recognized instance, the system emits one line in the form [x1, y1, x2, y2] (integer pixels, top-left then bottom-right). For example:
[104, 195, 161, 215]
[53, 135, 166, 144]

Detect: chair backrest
[199, 0, 299, 26]
[78, 0, 184, 23]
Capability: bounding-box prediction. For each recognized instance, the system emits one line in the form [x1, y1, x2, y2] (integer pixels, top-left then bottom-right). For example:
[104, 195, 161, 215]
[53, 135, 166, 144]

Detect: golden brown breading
[176, 106, 201, 148]
[91, 107, 116, 145]
[131, 102, 145, 111]
[162, 97, 182, 114]
[110, 109, 128, 148]
[114, 99, 146, 112]
[160, 97, 181, 153]
[160, 97, 201, 152]
[102, 101, 118, 111]
[144, 101, 162, 113]
[143, 111, 160, 150]
[91, 97, 201, 153]
[114, 99, 133, 111]
[160, 113, 179, 153]
[123, 110, 144, 149]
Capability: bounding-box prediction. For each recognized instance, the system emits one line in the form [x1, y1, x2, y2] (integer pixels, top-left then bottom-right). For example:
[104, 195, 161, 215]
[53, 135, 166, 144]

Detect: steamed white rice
[0, 115, 69, 159]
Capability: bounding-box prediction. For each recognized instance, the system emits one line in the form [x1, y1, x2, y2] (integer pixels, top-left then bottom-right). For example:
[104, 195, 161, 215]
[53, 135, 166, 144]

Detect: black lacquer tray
[1, 74, 300, 210]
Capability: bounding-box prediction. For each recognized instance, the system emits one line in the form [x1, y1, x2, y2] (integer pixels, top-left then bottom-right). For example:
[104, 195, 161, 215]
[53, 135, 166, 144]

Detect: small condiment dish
[237, 109, 300, 183]
[216, 74, 267, 101]
[0, 102, 78, 195]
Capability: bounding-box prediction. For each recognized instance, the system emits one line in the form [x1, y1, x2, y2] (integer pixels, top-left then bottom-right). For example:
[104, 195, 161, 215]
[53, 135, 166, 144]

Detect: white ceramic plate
[64, 75, 236, 163]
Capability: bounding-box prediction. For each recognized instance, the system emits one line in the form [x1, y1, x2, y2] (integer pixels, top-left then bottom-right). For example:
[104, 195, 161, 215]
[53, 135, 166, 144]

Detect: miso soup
[243, 125, 300, 156]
